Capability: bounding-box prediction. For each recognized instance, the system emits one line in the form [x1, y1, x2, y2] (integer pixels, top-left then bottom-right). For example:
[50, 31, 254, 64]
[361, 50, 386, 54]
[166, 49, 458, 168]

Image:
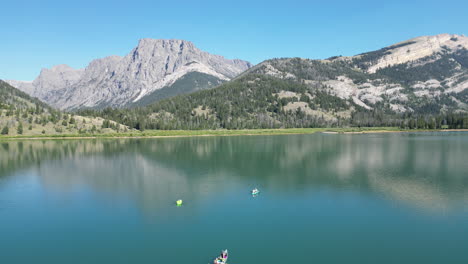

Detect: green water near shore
[1, 132, 468, 263]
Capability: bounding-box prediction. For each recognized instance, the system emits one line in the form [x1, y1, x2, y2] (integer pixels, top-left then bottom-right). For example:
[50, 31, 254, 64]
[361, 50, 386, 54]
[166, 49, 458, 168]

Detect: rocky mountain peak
[364, 33, 468, 73]
[131, 39, 197, 63]
[399, 33, 468, 48]
[29, 64, 84, 100]
[137, 38, 196, 50]
[46, 64, 77, 73]
[9, 38, 252, 110]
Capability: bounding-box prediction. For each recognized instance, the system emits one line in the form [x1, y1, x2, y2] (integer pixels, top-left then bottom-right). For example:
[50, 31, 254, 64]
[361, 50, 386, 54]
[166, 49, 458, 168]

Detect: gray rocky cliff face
[9, 39, 252, 110]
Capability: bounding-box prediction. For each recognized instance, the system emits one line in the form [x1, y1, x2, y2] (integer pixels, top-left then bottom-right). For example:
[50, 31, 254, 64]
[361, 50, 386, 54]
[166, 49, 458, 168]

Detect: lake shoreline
[1, 128, 467, 141]
[322, 129, 468, 134]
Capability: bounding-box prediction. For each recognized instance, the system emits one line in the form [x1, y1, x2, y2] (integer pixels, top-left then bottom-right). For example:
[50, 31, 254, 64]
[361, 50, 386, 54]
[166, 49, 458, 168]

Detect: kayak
[213, 249, 228, 264]
[251, 188, 260, 196]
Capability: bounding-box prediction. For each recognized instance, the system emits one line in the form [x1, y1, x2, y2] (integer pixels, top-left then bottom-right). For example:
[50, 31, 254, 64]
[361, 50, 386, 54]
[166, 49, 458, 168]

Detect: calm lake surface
[1, 132, 468, 263]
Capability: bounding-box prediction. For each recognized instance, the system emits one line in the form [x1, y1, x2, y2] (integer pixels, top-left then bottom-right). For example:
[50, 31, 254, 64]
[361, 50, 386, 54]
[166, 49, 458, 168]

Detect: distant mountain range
[7, 39, 252, 110]
[78, 33, 467, 130]
[4, 33, 468, 130]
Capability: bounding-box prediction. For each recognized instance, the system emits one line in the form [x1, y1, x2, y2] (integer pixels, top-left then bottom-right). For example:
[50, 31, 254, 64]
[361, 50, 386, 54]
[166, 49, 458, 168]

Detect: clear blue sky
[2, 0, 467, 80]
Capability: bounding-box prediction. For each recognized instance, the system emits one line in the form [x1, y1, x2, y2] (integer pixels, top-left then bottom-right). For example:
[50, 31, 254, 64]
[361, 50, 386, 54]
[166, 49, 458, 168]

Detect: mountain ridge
[8, 39, 252, 110]
[7, 33, 468, 131]
[77, 33, 468, 130]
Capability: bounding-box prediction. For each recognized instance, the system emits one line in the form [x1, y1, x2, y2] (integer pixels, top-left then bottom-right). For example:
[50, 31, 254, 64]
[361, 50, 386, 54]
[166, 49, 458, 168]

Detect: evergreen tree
[101, 119, 110, 129]
[17, 122, 23, 134]
[1, 126, 8, 135]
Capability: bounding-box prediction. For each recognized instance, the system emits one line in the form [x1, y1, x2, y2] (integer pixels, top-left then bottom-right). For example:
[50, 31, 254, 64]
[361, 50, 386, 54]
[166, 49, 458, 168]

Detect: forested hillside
[77, 73, 468, 130]
[0, 80, 127, 136]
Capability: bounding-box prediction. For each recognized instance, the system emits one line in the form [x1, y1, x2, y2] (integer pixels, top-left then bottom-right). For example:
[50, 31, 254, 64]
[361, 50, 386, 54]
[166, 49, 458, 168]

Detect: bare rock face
[4, 80, 34, 95]
[6, 64, 84, 99]
[9, 39, 252, 110]
[364, 34, 468, 73]
[32, 65, 85, 101]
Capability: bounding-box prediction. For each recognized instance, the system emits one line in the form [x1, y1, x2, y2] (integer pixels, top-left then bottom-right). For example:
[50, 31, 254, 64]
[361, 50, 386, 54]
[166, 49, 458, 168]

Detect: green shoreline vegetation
[1, 127, 467, 141]
[2, 79, 468, 142]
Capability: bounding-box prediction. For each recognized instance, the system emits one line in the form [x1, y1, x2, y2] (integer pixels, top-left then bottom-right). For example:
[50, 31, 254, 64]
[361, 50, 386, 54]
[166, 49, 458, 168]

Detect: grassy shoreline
[1, 127, 467, 141]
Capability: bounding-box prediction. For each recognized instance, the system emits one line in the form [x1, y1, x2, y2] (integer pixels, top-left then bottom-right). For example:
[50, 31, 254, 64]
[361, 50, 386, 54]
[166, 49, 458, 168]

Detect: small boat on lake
[251, 188, 260, 196]
[213, 249, 228, 264]
[176, 199, 183, 206]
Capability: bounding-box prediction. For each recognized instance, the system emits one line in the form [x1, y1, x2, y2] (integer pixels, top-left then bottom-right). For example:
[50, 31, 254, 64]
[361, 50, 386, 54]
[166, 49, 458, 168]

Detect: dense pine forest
[77, 73, 468, 131]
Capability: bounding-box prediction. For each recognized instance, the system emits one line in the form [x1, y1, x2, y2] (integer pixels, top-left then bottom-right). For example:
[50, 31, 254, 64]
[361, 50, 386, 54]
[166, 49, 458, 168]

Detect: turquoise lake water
[1, 132, 468, 263]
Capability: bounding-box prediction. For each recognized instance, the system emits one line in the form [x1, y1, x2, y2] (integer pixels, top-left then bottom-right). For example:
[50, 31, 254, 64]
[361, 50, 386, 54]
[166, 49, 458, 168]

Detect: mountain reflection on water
[1, 132, 468, 214]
